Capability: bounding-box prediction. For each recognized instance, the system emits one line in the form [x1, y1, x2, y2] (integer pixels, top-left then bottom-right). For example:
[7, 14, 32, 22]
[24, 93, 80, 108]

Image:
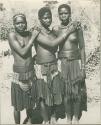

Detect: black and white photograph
[0, 0, 100, 124]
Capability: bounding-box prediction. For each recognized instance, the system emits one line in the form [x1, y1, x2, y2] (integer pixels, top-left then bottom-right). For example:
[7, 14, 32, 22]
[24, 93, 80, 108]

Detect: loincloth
[11, 67, 37, 111]
[34, 61, 64, 106]
[58, 59, 87, 101]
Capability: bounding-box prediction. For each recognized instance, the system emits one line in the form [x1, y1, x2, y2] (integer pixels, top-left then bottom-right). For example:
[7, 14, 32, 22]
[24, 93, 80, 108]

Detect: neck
[61, 20, 70, 26]
[40, 24, 50, 33]
[16, 30, 28, 37]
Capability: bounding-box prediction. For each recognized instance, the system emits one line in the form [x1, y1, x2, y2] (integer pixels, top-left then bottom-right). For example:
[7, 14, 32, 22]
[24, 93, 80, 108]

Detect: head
[58, 4, 71, 24]
[13, 13, 27, 33]
[38, 7, 52, 28]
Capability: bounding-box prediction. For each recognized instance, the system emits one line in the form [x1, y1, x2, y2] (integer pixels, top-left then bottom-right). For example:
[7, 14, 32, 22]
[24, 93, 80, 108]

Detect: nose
[62, 14, 66, 18]
[18, 23, 25, 28]
[19, 23, 23, 27]
[46, 18, 51, 23]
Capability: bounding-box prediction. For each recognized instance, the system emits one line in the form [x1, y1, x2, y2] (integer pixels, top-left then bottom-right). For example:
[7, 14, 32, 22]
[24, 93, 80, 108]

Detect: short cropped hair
[38, 7, 52, 19]
[58, 4, 71, 14]
[13, 13, 27, 23]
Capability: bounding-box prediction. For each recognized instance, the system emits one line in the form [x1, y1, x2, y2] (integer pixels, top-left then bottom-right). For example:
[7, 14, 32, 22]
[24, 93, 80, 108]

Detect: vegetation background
[0, 0, 100, 124]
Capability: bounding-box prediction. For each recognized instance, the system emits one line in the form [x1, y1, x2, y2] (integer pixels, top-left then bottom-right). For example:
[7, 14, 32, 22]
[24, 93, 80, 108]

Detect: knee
[27, 109, 33, 117]
[64, 97, 67, 104]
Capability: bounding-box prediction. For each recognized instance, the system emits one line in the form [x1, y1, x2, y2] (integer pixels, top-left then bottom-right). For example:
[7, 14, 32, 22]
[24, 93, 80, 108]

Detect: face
[59, 7, 70, 23]
[14, 16, 27, 33]
[40, 12, 52, 28]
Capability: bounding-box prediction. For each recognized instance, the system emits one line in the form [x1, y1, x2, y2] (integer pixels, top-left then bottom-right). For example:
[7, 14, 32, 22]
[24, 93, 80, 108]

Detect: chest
[61, 28, 78, 42]
[16, 35, 30, 47]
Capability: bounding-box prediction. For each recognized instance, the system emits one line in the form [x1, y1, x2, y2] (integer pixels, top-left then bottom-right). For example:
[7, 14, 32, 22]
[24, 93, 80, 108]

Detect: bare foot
[67, 120, 72, 124]
[72, 117, 79, 124]
[50, 116, 57, 124]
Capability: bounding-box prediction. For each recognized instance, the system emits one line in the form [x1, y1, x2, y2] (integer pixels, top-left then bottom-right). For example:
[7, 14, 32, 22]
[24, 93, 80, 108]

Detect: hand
[68, 21, 82, 32]
[32, 29, 40, 38]
[66, 22, 78, 34]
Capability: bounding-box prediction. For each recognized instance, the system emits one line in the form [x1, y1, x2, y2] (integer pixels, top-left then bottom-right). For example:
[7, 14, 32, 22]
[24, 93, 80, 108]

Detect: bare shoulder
[8, 32, 17, 47]
[52, 25, 60, 36]
[8, 31, 16, 39]
[30, 25, 41, 32]
[73, 21, 82, 30]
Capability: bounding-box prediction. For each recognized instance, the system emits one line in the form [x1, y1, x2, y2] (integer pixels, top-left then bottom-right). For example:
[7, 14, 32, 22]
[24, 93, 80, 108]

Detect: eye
[59, 12, 63, 15]
[65, 12, 68, 14]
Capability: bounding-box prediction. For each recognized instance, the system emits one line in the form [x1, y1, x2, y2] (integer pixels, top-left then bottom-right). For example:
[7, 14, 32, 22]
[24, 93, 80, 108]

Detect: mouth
[45, 23, 51, 26]
[18, 27, 25, 30]
[17, 29, 25, 32]
[62, 19, 67, 22]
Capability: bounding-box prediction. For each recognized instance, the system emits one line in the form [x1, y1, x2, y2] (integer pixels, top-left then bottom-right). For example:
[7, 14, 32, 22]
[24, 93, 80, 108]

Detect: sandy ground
[0, 55, 101, 124]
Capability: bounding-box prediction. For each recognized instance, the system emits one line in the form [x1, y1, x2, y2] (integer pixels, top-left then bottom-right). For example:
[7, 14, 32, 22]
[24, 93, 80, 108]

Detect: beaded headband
[13, 13, 26, 21]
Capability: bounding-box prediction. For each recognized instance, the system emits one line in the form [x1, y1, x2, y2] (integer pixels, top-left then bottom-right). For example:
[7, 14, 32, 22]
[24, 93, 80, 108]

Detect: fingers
[33, 26, 41, 33]
[31, 26, 41, 37]
[71, 21, 81, 30]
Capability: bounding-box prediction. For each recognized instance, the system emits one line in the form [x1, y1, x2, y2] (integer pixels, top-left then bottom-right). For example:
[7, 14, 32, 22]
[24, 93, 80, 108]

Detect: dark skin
[57, 7, 86, 79]
[32, 12, 77, 48]
[32, 11, 77, 123]
[56, 7, 86, 123]
[33, 12, 77, 66]
[8, 16, 39, 124]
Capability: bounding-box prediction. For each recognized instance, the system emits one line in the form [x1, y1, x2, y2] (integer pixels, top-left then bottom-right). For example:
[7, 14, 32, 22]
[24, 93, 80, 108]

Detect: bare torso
[10, 32, 33, 67]
[35, 28, 57, 64]
[53, 25, 80, 59]
[58, 26, 79, 51]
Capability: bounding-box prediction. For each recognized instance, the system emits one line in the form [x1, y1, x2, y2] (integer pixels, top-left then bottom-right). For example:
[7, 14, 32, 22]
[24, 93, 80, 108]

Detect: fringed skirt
[11, 71, 37, 111]
[58, 59, 87, 115]
[34, 62, 64, 107]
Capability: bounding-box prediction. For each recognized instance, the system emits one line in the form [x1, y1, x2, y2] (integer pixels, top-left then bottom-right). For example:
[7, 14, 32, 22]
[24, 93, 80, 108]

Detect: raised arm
[34, 23, 77, 47]
[8, 30, 40, 57]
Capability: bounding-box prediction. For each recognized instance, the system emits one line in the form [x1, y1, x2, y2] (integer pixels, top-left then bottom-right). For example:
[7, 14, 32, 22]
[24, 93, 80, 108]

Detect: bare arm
[78, 27, 86, 70]
[34, 23, 77, 47]
[8, 30, 39, 57]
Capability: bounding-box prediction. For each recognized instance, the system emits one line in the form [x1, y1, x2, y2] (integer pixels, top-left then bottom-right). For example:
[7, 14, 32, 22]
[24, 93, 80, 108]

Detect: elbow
[19, 51, 26, 57]
[80, 46, 85, 51]
[50, 44, 55, 47]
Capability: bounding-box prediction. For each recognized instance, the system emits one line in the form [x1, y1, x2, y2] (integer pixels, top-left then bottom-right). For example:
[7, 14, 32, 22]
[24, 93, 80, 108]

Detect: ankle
[73, 117, 79, 124]
[67, 117, 72, 124]
[50, 115, 57, 124]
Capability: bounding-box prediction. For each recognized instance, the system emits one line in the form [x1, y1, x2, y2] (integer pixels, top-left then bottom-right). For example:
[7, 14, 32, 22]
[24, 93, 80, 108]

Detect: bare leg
[64, 97, 72, 124]
[14, 109, 20, 124]
[40, 100, 49, 124]
[26, 108, 33, 124]
[73, 101, 81, 124]
[50, 113, 57, 124]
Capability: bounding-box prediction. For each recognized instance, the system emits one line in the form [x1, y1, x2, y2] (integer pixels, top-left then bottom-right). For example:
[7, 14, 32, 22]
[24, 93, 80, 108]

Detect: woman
[31, 7, 77, 124]
[53, 4, 87, 124]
